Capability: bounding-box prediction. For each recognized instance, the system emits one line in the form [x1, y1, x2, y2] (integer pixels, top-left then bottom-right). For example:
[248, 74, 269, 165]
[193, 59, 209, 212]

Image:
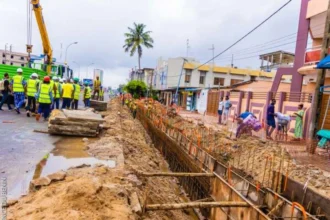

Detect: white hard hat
[59, 79, 63, 83]
[52, 76, 58, 80]
[17, 68, 23, 73]
[31, 73, 38, 78]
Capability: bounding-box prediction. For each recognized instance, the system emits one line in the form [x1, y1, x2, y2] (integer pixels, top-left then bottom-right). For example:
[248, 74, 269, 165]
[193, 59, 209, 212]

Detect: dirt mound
[7, 99, 197, 220]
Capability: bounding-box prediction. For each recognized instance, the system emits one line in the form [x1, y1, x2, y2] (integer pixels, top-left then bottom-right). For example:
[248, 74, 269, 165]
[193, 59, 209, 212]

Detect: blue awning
[317, 55, 330, 69]
[184, 88, 201, 91]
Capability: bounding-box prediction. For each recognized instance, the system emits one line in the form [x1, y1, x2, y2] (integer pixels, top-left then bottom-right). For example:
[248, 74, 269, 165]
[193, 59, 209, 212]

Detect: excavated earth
[6, 99, 197, 220]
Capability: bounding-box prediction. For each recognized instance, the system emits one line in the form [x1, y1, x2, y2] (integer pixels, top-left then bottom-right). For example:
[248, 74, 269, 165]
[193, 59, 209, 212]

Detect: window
[10, 62, 13, 65]
[184, 69, 192, 83]
[230, 79, 243, 85]
[21, 64, 25, 67]
[2, 53, 5, 58]
[10, 55, 14, 59]
[214, 77, 225, 86]
[199, 71, 206, 85]
[20, 56, 24, 61]
[2, 61, 5, 64]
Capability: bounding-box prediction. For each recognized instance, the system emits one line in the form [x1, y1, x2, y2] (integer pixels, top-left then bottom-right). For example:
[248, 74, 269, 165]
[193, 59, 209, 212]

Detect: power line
[193, 0, 293, 71]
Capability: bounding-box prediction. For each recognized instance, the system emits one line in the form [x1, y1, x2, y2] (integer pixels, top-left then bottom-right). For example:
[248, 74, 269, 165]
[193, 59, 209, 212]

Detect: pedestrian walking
[36, 76, 53, 121]
[218, 97, 224, 124]
[71, 78, 80, 110]
[266, 99, 276, 140]
[223, 96, 232, 125]
[12, 68, 26, 114]
[292, 104, 304, 141]
[61, 78, 74, 109]
[52, 76, 61, 110]
[25, 73, 39, 117]
[83, 83, 91, 107]
[93, 76, 101, 100]
[0, 73, 13, 111]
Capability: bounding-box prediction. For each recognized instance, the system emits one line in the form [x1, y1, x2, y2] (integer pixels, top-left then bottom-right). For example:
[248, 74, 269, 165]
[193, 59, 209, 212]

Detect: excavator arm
[30, 0, 53, 73]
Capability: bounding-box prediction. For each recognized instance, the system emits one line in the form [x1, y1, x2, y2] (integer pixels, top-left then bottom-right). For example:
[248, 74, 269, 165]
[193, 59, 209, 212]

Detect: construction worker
[49, 76, 57, 104]
[84, 83, 91, 107]
[71, 78, 80, 110]
[36, 76, 53, 121]
[132, 101, 137, 119]
[11, 68, 26, 114]
[93, 76, 101, 100]
[61, 78, 74, 109]
[25, 73, 39, 117]
[99, 86, 104, 101]
[52, 76, 61, 110]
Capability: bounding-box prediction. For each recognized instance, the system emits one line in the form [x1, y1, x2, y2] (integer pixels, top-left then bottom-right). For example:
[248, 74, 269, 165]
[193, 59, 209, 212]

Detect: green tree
[123, 23, 154, 69]
[124, 80, 147, 98]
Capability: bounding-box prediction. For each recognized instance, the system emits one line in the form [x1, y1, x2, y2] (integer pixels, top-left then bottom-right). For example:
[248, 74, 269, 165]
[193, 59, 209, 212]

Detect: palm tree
[123, 23, 154, 70]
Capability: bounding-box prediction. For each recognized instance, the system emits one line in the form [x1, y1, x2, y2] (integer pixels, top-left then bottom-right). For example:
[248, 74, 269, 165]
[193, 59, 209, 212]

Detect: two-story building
[153, 57, 279, 110]
[0, 49, 29, 67]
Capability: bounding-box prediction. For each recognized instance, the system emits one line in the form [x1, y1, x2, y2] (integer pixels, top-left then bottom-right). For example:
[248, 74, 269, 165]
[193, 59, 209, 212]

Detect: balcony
[304, 46, 330, 64]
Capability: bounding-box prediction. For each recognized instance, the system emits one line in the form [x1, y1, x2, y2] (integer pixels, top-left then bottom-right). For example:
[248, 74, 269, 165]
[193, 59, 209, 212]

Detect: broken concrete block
[30, 177, 51, 188]
[130, 192, 142, 214]
[47, 171, 66, 181]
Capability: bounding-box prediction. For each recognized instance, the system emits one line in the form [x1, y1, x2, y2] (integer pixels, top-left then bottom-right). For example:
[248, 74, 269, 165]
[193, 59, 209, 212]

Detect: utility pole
[231, 54, 234, 68]
[308, 1, 330, 140]
[209, 44, 215, 88]
[186, 39, 190, 58]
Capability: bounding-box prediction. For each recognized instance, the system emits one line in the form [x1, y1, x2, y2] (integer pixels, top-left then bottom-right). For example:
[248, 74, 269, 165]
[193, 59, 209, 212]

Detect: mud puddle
[8, 137, 115, 200]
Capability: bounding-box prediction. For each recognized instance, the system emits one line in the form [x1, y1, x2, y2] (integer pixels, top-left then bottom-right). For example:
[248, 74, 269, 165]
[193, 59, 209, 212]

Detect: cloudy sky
[0, 0, 303, 88]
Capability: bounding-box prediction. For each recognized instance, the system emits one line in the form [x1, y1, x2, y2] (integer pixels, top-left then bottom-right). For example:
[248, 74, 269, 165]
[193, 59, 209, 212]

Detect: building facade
[153, 57, 277, 110]
[0, 49, 29, 67]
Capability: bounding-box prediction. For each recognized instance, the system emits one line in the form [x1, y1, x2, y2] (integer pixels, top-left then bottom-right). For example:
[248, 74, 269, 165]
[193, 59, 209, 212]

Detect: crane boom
[30, 0, 52, 73]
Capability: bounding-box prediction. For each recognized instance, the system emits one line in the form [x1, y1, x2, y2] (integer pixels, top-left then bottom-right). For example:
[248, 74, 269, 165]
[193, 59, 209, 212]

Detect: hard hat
[31, 73, 38, 78]
[17, 68, 23, 73]
[52, 76, 58, 80]
[59, 79, 63, 83]
[74, 77, 79, 82]
[44, 76, 50, 82]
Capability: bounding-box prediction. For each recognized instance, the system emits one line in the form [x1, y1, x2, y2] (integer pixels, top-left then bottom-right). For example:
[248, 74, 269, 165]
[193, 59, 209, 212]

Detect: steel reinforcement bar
[135, 106, 324, 219]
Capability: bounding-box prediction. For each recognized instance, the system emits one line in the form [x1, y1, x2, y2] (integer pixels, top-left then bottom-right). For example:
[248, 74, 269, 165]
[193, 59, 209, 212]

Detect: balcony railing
[304, 46, 329, 64]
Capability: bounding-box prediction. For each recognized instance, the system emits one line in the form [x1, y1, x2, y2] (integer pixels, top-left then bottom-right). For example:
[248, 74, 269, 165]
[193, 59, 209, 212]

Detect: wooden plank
[137, 172, 215, 177]
[145, 202, 249, 211]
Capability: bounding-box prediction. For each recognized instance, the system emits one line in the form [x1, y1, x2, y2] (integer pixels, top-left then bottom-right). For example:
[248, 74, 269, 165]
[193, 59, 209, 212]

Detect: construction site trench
[5, 98, 330, 220]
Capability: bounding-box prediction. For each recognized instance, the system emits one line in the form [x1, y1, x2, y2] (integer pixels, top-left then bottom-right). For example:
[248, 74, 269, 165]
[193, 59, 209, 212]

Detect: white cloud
[1, 0, 302, 87]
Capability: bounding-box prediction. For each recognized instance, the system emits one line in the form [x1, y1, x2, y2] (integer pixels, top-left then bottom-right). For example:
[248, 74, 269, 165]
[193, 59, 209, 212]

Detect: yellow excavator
[26, 0, 53, 74]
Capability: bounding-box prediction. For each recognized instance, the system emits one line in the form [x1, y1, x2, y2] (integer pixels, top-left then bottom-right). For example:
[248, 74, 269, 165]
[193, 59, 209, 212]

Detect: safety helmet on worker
[17, 68, 23, 73]
[74, 77, 79, 82]
[52, 76, 58, 80]
[31, 73, 38, 78]
[59, 79, 63, 83]
[43, 76, 50, 82]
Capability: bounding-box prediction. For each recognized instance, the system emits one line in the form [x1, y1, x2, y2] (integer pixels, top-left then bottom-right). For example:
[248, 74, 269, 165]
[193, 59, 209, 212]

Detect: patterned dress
[294, 109, 304, 138]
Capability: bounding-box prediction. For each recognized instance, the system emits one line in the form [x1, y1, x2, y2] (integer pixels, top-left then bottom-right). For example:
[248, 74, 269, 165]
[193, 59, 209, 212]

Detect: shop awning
[297, 65, 317, 75]
[317, 55, 330, 69]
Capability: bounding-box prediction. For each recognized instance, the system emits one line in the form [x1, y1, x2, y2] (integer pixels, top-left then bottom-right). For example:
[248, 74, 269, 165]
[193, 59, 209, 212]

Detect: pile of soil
[7, 99, 197, 220]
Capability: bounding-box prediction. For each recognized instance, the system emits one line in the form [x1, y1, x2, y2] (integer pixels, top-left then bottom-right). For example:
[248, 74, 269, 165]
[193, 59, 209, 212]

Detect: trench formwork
[135, 105, 328, 219]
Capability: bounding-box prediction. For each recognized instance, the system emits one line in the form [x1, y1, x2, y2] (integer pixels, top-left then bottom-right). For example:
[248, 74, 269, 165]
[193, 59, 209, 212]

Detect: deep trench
[137, 109, 212, 217]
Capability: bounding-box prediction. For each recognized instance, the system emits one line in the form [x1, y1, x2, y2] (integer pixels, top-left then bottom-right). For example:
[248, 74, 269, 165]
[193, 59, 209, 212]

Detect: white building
[154, 57, 275, 109]
[0, 49, 29, 67]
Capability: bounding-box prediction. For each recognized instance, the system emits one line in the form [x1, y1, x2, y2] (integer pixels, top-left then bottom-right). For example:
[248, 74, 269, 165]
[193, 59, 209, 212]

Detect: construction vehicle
[26, 0, 53, 74]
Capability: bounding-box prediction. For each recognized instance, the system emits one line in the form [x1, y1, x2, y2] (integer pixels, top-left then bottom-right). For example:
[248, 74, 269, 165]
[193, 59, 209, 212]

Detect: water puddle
[8, 137, 115, 200]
